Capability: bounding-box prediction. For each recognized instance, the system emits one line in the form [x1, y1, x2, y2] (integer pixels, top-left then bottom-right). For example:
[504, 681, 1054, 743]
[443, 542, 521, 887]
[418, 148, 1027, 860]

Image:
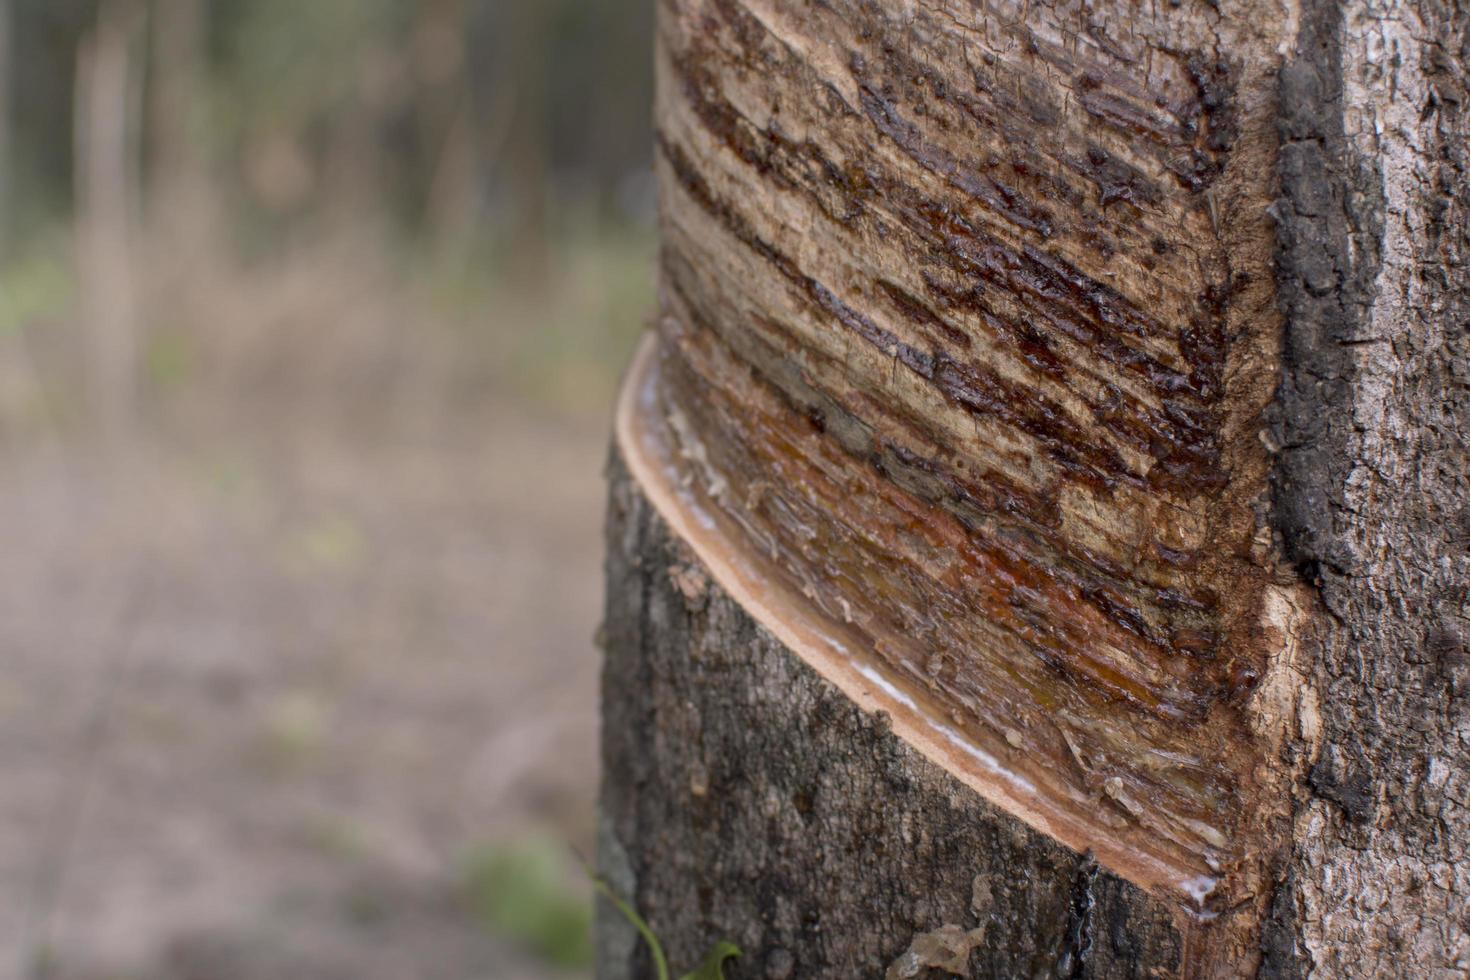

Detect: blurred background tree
[0, 0, 654, 437]
[6, 0, 652, 236]
[1, 3, 651, 977]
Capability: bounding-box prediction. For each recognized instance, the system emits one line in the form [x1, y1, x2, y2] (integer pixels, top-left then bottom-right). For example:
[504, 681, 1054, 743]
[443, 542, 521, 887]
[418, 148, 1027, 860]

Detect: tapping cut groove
[627, 0, 1298, 922]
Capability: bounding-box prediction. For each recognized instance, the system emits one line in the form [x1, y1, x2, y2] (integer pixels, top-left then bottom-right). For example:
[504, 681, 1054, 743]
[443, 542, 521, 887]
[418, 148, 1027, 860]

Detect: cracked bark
[1266, 0, 1470, 973]
[600, 0, 1469, 976]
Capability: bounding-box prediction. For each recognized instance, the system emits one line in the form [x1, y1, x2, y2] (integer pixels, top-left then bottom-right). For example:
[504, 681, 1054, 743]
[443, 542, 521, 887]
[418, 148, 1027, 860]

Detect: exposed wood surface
[601, 452, 1188, 979]
[618, 332, 1248, 911]
[645, 0, 1293, 919]
[602, 0, 1470, 974]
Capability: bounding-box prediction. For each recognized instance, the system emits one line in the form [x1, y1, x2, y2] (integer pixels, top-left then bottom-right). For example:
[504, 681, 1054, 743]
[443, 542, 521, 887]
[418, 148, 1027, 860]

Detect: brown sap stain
[641, 0, 1293, 937]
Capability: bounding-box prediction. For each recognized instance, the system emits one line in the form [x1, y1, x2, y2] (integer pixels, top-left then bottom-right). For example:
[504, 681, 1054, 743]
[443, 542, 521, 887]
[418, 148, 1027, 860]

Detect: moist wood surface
[602, 0, 1470, 974]
[600, 453, 1186, 979]
[648, 0, 1293, 919]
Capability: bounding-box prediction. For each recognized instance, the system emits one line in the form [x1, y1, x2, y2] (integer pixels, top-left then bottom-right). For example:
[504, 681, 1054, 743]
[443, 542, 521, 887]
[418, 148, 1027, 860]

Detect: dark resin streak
[642, 0, 1290, 923]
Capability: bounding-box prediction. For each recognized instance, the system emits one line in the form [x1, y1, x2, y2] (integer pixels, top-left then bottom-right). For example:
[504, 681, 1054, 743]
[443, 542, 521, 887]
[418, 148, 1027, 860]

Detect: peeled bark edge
[598, 449, 1188, 978]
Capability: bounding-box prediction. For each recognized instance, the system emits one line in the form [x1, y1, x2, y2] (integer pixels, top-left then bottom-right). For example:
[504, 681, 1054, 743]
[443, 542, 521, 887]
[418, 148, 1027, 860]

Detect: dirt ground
[0, 235, 633, 979]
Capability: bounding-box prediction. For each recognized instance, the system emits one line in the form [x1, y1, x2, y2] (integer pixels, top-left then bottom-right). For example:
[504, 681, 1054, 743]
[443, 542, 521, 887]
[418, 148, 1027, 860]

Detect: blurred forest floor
[0, 213, 650, 978]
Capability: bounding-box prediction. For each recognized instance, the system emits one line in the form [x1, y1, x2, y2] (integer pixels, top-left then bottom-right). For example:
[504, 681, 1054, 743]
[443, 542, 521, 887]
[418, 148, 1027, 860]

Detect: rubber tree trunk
[600, 0, 1468, 976]
[76, 0, 143, 440]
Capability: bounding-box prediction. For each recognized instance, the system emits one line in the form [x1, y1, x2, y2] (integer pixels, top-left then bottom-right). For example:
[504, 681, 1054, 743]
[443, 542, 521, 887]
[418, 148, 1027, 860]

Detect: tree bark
[600, 0, 1468, 976]
[1267, 0, 1470, 973]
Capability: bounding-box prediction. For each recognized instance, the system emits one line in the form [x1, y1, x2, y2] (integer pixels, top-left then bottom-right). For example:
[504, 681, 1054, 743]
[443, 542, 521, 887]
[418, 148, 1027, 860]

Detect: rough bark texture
[601, 0, 1470, 974]
[601, 453, 1188, 979]
[1268, 0, 1470, 973]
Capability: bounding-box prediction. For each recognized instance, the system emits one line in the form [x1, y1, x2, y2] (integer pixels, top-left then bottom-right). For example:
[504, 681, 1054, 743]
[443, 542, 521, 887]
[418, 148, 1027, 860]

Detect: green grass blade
[583, 864, 670, 980]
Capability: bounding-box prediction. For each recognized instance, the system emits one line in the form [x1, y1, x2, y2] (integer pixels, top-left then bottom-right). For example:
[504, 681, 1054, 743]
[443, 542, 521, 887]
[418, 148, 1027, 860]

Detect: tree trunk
[600, 0, 1468, 976]
[147, 0, 209, 242]
[0, 0, 12, 246]
[502, 0, 549, 280]
[76, 0, 144, 439]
